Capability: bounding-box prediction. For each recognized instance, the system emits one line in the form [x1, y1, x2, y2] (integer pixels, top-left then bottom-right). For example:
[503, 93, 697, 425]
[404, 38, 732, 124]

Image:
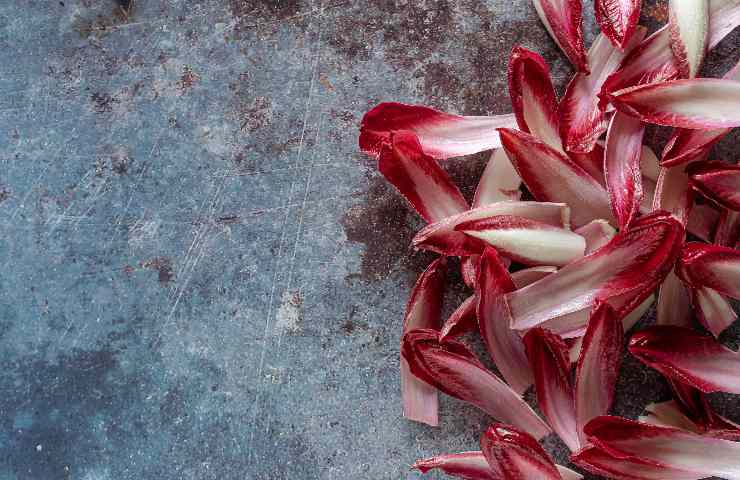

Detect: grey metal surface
[0, 1, 736, 479]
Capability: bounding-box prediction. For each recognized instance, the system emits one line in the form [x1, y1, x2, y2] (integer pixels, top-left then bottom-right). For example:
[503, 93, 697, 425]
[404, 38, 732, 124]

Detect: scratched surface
[0, 1, 737, 479]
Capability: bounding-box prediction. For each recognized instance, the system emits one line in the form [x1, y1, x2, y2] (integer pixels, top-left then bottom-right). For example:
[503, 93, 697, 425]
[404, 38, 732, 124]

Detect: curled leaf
[532, 0, 588, 72]
[595, 0, 642, 49]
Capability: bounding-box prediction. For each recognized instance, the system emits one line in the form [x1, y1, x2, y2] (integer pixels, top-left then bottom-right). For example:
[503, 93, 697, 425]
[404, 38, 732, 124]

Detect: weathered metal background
[0, 1, 737, 479]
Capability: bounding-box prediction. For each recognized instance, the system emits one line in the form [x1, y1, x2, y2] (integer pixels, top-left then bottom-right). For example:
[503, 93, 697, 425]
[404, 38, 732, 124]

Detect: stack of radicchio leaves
[358, 1, 740, 479]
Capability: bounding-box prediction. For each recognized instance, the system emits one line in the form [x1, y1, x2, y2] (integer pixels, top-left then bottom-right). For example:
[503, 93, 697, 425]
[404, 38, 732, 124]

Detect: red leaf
[583, 416, 740, 478]
[378, 132, 468, 223]
[559, 29, 645, 153]
[480, 423, 562, 479]
[688, 160, 740, 211]
[669, 0, 709, 78]
[474, 149, 522, 207]
[400, 258, 446, 426]
[677, 242, 740, 299]
[498, 128, 613, 227]
[477, 248, 534, 395]
[413, 451, 500, 480]
[508, 46, 562, 149]
[692, 286, 737, 337]
[572, 444, 704, 480]
[524, 328, 580, 451]
[629, 325, 740, 394]
[594, 0, 642, 49]
[604, 112, 645, 228]
[510, 266, 558, 289]
[506, 212, 684, 331]
[457, 216, 586, 267]
[413, 201, 570, 256]
[575, 303, 623, 445]
[609, 78, 740, 129]
[439, 295, 477, 341]
[360, 102, 516, 159]
[532, 0, 588, 73]
[402, 329, 551, 439]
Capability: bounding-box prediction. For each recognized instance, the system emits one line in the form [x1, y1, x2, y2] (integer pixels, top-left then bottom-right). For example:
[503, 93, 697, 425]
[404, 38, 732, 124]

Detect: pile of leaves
[357, 1, 740, 478]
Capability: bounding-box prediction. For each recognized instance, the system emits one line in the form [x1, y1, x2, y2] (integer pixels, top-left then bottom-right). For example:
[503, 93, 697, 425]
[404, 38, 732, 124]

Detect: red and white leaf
[601, 26, 681, 98]
[640, 399, 740, 440]
[498, 128, 613, 227]
[687, 203, 719, 242]
[571, 444, 706, 480]
[583, 416, 740, 479]
[378, 132, 468, 223]
[508, 46, 562, 149]
[595, 0, 642, 49]
[693, 286, 737, 337]
[439, 295, 477, 341]
[629, 325, 740, 394]
[715, 209, 740, 247]
[609, 79, 740, 129]
[511, 266, 558, 289]
[413, 451, 499, 480]
[569, 143, 606, 185]
[602, 0, 740, 95]
[677, 242, 740, 299]
[669, 380, 740, 440]
[559, 29, 646, 153]
[461, 255, 480, 289]
[570, 295, 652, 380]
[656, 269, 693, 329]
[506, 212, 683, 330]
[604, 112, 645, 228]
[414, 451, 582, 480]
[575, 302, 624, 445]
[360, 102, 517, 159]
[661, 61, 739, 167]
[688, 160, 740, 211]
[476, 247, 534, 395]
[641, 145, 661, 182]
[480, 423, 562, 480]
[652, 164, 695, 225]
[473, 149, 522, 207]
[640, 400, 705, 433]
[413, 200, 571, 256]
[401, 258, 447, 426]
[524, 328, 580, 452]
[402, 329, 551, 439]
[669, 0, 709, 78]
[458, 216, 586, 267]
[708, 0, 740, 47]
[575, 219, 616, 254]
[532, 0, 588, 73]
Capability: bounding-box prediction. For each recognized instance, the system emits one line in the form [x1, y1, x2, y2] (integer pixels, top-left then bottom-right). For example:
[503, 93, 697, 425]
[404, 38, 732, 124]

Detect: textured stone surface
[0, 1, 736, 479]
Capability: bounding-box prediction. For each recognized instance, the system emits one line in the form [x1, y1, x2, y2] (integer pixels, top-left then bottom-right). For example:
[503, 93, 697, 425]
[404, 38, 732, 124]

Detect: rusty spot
[72, 1, 134, 39]
[239, 96, 273, 132]
[318, 73, 334, 92]
[643, 1, 668, 24]
[177, 66, 200, 95]
[90, 92, 119, 114]
[326, 0, 454, 67]
[142, 257, 174, 285]
[228, 0, 302, 35]
[341, 176, 435, 283]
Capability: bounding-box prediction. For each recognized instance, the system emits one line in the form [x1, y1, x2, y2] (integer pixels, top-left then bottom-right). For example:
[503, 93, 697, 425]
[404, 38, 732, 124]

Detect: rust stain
[239, 96, 273, 133]
[176, 66, 200, 95]
[340, 177, 435, 283]
[643, 2, 668, 23]
[142, 257, 174, 285]
[72, 1, 135, 39]
[90, 92, 119, 114]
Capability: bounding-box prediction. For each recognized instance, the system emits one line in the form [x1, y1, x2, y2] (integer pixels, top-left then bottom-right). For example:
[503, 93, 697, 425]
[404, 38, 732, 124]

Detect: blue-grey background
[0, 1, 736, 479]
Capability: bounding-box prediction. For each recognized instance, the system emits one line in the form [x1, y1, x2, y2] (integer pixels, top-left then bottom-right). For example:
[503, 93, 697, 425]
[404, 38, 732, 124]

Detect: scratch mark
[246, 0, 325, 465]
